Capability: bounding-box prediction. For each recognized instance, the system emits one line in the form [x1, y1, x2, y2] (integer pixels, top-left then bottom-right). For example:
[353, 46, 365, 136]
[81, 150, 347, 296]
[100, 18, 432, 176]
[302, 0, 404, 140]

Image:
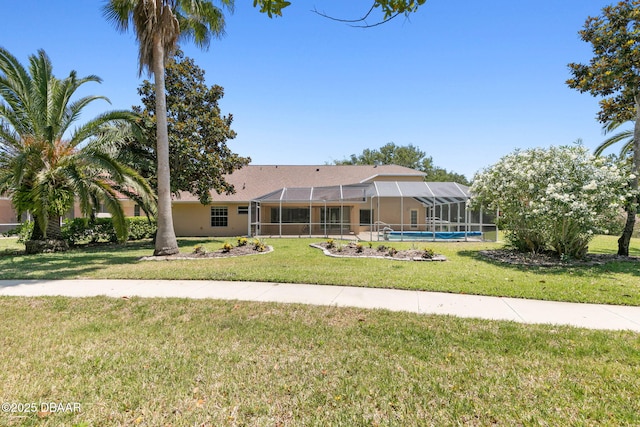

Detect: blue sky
[1, 0, 620, 180]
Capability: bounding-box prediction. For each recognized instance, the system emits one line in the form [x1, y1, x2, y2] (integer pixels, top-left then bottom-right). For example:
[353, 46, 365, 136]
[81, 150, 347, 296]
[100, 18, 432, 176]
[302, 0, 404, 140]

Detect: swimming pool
[385, 231, 482, 240]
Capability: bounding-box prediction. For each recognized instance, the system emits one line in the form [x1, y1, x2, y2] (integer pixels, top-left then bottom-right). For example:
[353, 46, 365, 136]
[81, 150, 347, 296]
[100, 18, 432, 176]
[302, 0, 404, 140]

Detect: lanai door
[320, 207, 351, 234]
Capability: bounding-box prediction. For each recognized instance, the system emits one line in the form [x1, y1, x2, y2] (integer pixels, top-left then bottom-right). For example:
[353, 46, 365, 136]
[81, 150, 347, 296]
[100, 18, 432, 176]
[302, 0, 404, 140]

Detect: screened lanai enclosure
[249, 182, 497, 241]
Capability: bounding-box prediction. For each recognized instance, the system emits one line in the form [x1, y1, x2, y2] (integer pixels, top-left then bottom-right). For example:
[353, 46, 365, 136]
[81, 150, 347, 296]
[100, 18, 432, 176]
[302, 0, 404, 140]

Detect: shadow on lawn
[457, 249, 640, 278]
[0, 238, 226, 279]
[0, 237, 234, 279]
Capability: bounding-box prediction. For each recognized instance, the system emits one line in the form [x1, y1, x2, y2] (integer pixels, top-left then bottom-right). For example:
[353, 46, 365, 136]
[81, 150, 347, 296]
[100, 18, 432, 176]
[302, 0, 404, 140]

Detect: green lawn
[0, 297, 638, 426]
[1, 235, 639, 306]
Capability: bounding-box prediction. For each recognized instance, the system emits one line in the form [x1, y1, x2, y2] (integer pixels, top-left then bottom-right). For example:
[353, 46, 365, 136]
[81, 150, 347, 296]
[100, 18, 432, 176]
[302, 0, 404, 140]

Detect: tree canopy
[255, 0, 427, 20]
[333, 142, 470, 185]
[567, 0, 640, 256]
[567, 0, 640, 124]
[120, 51, 250, 204]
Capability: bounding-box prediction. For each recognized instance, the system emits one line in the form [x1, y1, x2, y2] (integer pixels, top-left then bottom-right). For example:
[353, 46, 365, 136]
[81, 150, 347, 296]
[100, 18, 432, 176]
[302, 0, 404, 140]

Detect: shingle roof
[173, 165, 426, 203]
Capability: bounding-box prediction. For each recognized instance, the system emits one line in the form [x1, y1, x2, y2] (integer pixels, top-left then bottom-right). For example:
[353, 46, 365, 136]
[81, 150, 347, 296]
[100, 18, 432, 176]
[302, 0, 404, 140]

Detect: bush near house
[470, 145, 632, 258]
[18, 217, 157, 245]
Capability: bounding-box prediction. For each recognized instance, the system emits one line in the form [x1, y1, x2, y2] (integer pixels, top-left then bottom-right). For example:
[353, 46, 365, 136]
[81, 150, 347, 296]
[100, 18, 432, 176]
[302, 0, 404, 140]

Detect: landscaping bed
[479, 249, 640, 267]
[311, 240, 446, 261]
[141, 238, 272, 260]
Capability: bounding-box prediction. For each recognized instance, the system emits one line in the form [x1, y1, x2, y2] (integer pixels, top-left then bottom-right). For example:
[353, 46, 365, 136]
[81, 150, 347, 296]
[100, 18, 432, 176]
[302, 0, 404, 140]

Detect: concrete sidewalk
[1, 279, 639, 332]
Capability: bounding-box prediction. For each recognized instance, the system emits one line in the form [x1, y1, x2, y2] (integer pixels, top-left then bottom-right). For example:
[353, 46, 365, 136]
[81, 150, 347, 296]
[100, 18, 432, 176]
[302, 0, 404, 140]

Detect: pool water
[386, 231, 482, 240]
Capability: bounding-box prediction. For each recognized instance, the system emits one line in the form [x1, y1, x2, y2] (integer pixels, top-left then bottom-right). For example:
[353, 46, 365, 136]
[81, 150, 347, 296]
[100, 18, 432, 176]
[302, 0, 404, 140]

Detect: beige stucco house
[2, 165, 493, 240]
[171, 165, 490, 240]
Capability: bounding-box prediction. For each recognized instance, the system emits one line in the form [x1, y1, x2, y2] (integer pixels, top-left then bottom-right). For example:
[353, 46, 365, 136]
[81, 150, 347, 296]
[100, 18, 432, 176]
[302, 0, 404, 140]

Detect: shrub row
[17, 217, 157, 245]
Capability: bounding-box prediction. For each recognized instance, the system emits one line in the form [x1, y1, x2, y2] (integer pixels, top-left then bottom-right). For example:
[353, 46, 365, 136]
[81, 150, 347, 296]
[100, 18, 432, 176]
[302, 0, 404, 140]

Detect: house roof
[173, 165, 426, 203]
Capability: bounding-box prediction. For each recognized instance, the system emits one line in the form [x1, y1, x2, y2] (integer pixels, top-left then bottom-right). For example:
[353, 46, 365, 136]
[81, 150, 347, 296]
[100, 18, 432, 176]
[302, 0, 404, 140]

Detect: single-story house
[1, 165, 495, 240]
[172, 165, 495, 241]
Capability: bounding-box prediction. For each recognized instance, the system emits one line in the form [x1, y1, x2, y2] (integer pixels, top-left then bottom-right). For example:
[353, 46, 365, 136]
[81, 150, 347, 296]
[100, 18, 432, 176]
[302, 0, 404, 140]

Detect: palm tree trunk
[25, 214, 68, 254]
[46, 215, 64, 240]
[29, 214, 61, 240]
[152, 36, 179, 256]
[30, 214, 44, 240]
[618, 93, 640, 256]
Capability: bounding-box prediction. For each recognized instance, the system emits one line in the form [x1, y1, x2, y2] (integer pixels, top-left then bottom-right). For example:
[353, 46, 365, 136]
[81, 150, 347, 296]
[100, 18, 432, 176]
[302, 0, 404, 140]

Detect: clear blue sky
[1, 0, 619, 180]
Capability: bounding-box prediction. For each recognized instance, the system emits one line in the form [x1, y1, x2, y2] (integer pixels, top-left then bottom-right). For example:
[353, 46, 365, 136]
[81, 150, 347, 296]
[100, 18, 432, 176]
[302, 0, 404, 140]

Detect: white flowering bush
[470, 145, 632, 258]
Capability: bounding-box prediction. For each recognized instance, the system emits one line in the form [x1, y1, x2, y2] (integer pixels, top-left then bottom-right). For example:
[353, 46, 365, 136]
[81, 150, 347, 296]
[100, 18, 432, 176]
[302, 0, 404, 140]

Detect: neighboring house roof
[173, 165, 426, 203]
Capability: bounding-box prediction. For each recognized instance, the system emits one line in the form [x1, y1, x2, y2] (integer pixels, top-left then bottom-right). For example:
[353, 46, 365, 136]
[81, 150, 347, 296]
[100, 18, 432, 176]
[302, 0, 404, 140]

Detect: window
[270, 208, 309, 223]
[410, 209, 418, 228]
[210, 207, 228, 227]
[134, 204, 141, 217]
[359, 209, 373, 225]
[237, 206, 249, 215]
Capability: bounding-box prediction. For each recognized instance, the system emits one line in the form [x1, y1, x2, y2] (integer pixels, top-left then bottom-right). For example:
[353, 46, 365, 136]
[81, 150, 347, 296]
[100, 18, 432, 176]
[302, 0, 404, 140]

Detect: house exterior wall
[257, 203, 364, 236]
[0, 198, 20, 233]
[70, 199, 139, 219]
[363, 197, 427, 231]
[172, 202, 250, 237]
[0, 198, 18, 224]
[170, 197, 443, 238]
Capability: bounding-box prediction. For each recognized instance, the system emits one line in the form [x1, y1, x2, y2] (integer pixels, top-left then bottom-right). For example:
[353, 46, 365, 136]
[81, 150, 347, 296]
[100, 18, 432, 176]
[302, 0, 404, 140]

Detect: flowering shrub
[253, 238, 266, 252]
[469, 145, 632, 258]
[422, 248, 436, 259]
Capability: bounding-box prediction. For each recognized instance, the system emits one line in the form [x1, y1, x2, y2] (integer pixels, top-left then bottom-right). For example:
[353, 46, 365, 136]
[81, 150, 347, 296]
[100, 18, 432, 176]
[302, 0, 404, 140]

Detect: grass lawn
[1, 235, 639, 306]
[0, 297, 639, 426]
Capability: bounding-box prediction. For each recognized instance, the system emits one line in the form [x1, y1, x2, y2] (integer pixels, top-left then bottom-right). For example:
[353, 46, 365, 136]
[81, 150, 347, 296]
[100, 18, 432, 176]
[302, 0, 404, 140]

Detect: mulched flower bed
[140, 244, 272, 261]
[311, 241, 446, 262]
[479, 249, 640, 267]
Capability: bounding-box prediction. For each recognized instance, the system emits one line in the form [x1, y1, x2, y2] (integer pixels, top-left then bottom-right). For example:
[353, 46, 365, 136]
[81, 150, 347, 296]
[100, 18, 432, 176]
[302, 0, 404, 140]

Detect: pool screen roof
[253, 182, 471, 207]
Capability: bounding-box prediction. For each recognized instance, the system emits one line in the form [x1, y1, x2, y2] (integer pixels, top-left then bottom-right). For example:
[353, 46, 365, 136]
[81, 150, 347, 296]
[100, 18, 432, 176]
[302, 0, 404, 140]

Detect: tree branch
[312, 3, 402, 28]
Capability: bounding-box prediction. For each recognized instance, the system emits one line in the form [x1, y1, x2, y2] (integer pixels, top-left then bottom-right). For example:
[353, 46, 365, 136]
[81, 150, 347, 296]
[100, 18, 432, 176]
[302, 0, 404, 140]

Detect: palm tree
[0, 47, 155, 253]
[594, 120, 636, 256]
[103, 0, 232, 256]
[595, 121, 634, 158]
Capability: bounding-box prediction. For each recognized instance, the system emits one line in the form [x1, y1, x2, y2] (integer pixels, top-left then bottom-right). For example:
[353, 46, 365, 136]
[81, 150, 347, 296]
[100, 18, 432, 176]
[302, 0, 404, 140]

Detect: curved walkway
[1, 279, 639, 332]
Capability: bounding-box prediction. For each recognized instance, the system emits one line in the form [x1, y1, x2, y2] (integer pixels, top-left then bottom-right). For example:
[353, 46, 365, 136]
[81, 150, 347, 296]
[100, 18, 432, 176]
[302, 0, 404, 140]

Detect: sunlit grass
[1, 235, 639, 305]
[0, 297, 638, 426]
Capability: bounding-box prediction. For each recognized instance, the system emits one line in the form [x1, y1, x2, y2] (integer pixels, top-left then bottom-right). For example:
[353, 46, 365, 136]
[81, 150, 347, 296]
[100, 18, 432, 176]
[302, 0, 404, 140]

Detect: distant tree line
[332, 142, 471, 185]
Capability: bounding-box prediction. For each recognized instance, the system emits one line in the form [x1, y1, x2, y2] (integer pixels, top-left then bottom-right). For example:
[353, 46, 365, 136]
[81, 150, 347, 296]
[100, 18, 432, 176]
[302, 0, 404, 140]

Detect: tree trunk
[152, 37, 179, 256]
[30, 214, 44, 240]
[25, 214, 69, 254]
[28, 214, 63, 240]
[46, 215, 64, 240]
[618, 94, 640, 256]
[618, 201, 636, 256]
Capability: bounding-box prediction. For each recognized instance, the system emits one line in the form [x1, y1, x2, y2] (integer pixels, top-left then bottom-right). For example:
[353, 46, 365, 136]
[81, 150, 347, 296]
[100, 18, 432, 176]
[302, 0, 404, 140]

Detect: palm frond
[102, 0, 138, 33]
[596, 120, 634, 158]
[595, 129, 633, 156]
[1, 47, 156, 242]
[69, 110, 138, 149]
